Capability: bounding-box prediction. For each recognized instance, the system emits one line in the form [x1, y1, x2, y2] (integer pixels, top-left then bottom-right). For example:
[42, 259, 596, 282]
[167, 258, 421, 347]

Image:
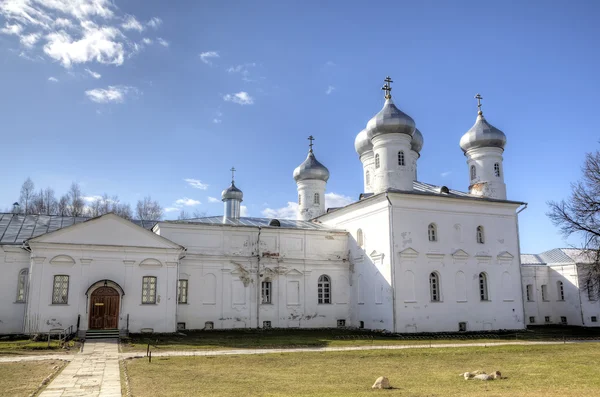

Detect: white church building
[2, 78, 593, 336]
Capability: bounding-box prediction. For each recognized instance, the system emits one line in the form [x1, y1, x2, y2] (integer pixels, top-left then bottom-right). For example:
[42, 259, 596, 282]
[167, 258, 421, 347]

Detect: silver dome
[221, 181, 243, 201]
[411, 128, 424, 153]
[354, 129, 372, 157]
[366, 98, 416, 140]
[293, 150, 330, 182]
[460, 112, 506, 153]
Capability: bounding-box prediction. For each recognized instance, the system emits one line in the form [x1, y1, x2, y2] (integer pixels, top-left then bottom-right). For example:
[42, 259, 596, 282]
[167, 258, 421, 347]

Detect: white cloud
[142, 37, 152, 45]
[199, 51, 219, 65]
[262, 202, 298, 220]
[223, 91, 254, 105]
[1, 23, 23, 35]
[147, 17, 162, 29]
[325, 192, 353, 208]
[207, 196, 219, 203]
[122, 15, 143, 32]
[85, 68, 101, 79]
[20, 32, 40, 48]
[184, 178, 209, 190]
[227, 62, 256, 79]
[48, 76, 58, 82]
[175, 197, 201, 206]
[240, 205, 248, 217]
[164, 207, 179, 213]
[441, 171, 452, 177]
[82, 195, 102, 203]
[0, 0, 114, 28]
[213, 118, 222, 124]
[157, 37, 169, 47]
[54, 18, 72, 28]
[325, 85, 335, 95]
[85, 85, 134, 103]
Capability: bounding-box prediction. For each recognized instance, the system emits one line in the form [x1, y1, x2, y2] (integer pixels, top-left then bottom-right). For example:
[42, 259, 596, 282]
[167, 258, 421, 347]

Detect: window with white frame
[52, 275, 69, 304]
[261, 281, 272, 304]
[142, 276, 157, 304]
[494, 162, 501, 177]
[357, 228, 364, 248]
[588, 280, 596, 301]
[541, 284, 548, 301]
[430, 272, 440, 302]
[314, 193, 320, 205]
[177, 279, 188, 304]
[476, 226, 484, 244]
[16, 269, 28, 303]
[479, 273, 489, 301]
[398, 151, 405, 166]
[526, 284, 534, 301]
[375, 153, 380, 169]
[428, 223, 437, 242]
[557, 281, 565, 301]
[470, 165, 476, 180]
[318, 275, 331, 304]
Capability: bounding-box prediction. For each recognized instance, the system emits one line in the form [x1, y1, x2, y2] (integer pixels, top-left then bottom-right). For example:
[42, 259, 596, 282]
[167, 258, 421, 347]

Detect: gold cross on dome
[230, 167, 236, 182]
[382, 76, 393, 99]
[475, 93, 483, 114]
[308, 135, 315, 152]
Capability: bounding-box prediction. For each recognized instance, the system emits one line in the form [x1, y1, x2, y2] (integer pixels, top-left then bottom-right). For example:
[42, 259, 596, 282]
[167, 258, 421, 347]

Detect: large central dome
[293, 150, 330, 182]
[366, 97, 416, 140]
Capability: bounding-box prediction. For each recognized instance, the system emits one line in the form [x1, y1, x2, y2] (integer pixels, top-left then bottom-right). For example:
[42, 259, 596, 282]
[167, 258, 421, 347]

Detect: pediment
[29, 213, 182, 250]
[369, 250, 385, 265]
[286, 269, 303, 277]
[398, 247, 419, 259]
[497, 251, 514, 260]
[452, 249, 470, 259]
[50, 255, 76, 266]
[139, 258, 162, 267]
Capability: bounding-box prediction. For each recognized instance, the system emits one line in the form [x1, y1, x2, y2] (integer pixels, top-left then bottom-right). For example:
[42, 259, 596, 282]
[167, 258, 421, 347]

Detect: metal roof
[0, 213, 156, 245]
[520, 248, 596, 266]
[165, 216, 343, 231]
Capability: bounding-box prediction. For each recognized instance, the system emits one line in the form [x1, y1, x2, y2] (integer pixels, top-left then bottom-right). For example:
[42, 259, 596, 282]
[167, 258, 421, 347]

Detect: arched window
[366, 170, 370, 186]
[318, 275, 331, 304]
[428, 223, 437, 242]
[375, 154, 380, 169]
[314, 193, 320, 205]
[476, 226, 484, 244]
[494, 163, 501, 177]
[16, 269, 28, 303]
[470, 165, 476, 180]
[479, 273, 489, 301]
[298, 194, 301, 205]
[398, 151, 405, 166]
[429, 272, 440, 302]
[557, 281, 564, 301]
[356, 229, 364, 248]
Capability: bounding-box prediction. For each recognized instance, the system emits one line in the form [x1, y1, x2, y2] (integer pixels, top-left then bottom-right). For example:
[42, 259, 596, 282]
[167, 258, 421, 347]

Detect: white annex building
[1, 79, 597, 336]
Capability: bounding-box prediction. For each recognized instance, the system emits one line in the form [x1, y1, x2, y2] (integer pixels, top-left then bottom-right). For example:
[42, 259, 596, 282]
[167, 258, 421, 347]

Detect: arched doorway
[89, 287, 120, 329]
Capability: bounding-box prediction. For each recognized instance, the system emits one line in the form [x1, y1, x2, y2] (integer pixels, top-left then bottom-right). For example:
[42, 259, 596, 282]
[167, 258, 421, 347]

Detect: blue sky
[0, 0, 598, 254]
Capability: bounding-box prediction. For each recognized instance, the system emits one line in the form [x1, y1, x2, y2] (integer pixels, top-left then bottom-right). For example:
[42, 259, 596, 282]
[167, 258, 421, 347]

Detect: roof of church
[0, 213, 156, 245]
[167, 216, 342, 231]
[520, 248, 596, 265]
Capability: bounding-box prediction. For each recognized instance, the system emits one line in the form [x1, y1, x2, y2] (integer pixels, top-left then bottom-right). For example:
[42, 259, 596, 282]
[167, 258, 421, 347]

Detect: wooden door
[89, 287, 119, 329]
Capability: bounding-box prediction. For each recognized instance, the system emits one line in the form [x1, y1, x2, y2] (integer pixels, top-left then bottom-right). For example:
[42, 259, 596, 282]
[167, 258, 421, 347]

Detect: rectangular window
[16, 270, 28, 303]
[142, 276, 157, 304]
[526, 284, 534, 301]
[177, 279, 188, 304]
[263, 321, 272, 329]
[261, 281, 272, 304]
[529, 316, 535, 324]
[177, 322, 186, 331]
[592, 316, 598, 323]
[458, 322, 467, 332]
[541, 284, 548, 301]
[337, 319, 346, 327]
[545, 316, 551, 323]
[560, 316, 567, 325]
[52, 275, 69, 304]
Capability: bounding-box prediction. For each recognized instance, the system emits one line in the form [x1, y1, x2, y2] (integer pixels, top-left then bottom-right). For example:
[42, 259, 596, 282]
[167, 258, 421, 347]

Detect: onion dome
[459, 111, 506, 153]
[354, 128, 372, 157]
[293, 150, 330, 182]
[366, 98, 416, 140]
[221, 181, 243, 201]
[411, 128, 424, 153]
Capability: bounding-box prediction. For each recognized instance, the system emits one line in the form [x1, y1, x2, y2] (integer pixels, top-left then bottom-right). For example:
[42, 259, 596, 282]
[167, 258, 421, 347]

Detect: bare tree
[177, 210, 190, 220]
[30, 188, 57, 215]
[548, 149, 600, 299]
[192, 210, 207, 218]
[67, 182, 85, 217]
[86, 194, 133, 220]
[57, 195, 69, 216]
[135, 196, 163, 221]
[19, 177, 35, 214]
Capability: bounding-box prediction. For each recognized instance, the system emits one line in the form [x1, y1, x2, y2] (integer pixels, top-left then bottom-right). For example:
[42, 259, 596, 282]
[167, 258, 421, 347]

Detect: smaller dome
[354, 129, 372, 157]
[221, 181, 243, 201]
[293, 151, 330, 182]
[366, 98, 416, 140]
[411, 128, 424, 153]
[460, 112, 506, 153]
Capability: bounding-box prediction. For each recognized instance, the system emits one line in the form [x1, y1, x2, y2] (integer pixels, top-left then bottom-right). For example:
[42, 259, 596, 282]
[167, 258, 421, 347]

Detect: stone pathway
[39, 339, 121, 397]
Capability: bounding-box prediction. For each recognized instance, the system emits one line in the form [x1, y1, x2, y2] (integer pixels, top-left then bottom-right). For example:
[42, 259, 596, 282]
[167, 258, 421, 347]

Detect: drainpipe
[516, 203, 528, 329]
[386, 193, 397, 333]
[575, 264, 585, 326]
[256, 226, 262, 329]
[21, 242, 32, 333]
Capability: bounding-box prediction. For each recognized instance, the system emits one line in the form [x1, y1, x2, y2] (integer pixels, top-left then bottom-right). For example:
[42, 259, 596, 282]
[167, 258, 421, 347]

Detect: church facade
[3, 78, 592, 336]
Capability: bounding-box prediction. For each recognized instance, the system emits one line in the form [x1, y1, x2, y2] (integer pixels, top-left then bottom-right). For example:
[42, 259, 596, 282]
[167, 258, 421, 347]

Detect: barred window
[476, 226, 485, 244]
[479, 273, 489, 301]
[314, 193, 320, 205]
[142, 276, 157, 304]
[398, 151, 405, 166]
[52, 275, 69, 304]
[177, 279, 188, 304]
[494, 163, 501, 177]
[557, 281, 565, 301]
[375, 154, 380, 169]
[318, 275, 331, 304]
[430, 272, 440, 302]
[261, 281, 272, 304]
[470, 165, 476, 180]
[428, 223, 437, 242]
[16, 269, 28, 303]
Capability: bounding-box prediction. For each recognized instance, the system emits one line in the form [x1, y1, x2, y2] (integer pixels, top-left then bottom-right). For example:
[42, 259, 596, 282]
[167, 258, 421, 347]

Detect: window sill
[14, 301, 26, 304]
[430, 300, 442, 303]
[317, 303, 332, 305]
[261, 302, 273, 305]
[50, 303, 69, 306]
[140, 303, 157, 306]
[177, 302, 189, 305]
[480, 299, 491, 302]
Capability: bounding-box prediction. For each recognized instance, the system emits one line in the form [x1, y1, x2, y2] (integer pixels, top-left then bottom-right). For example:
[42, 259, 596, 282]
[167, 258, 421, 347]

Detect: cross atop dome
[382, 76, 393, 99]
[308, 135, 315, 152]
[475, 93, 483, 115]
[230, 167, 236, 182]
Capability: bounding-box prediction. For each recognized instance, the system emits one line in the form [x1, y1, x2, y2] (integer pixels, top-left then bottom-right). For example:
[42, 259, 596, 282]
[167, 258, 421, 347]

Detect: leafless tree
[135, 196, 163, 221]
[31, 188, 58, 215]
[192, 210, 207, 218]
[57, 195, 69, 216]
[67, 182, 85, 217]
[548, 149, 600, 299]
[19, 177, 35, 214]
[177, 210, 190, 220]
[87, 194, 133, 220]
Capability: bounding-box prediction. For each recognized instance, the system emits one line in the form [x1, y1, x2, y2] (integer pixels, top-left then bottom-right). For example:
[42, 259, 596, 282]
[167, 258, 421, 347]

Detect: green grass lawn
[0, 339, 78, 356]
[124, 343, 600, 397]
[0, 360, 64, 397]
